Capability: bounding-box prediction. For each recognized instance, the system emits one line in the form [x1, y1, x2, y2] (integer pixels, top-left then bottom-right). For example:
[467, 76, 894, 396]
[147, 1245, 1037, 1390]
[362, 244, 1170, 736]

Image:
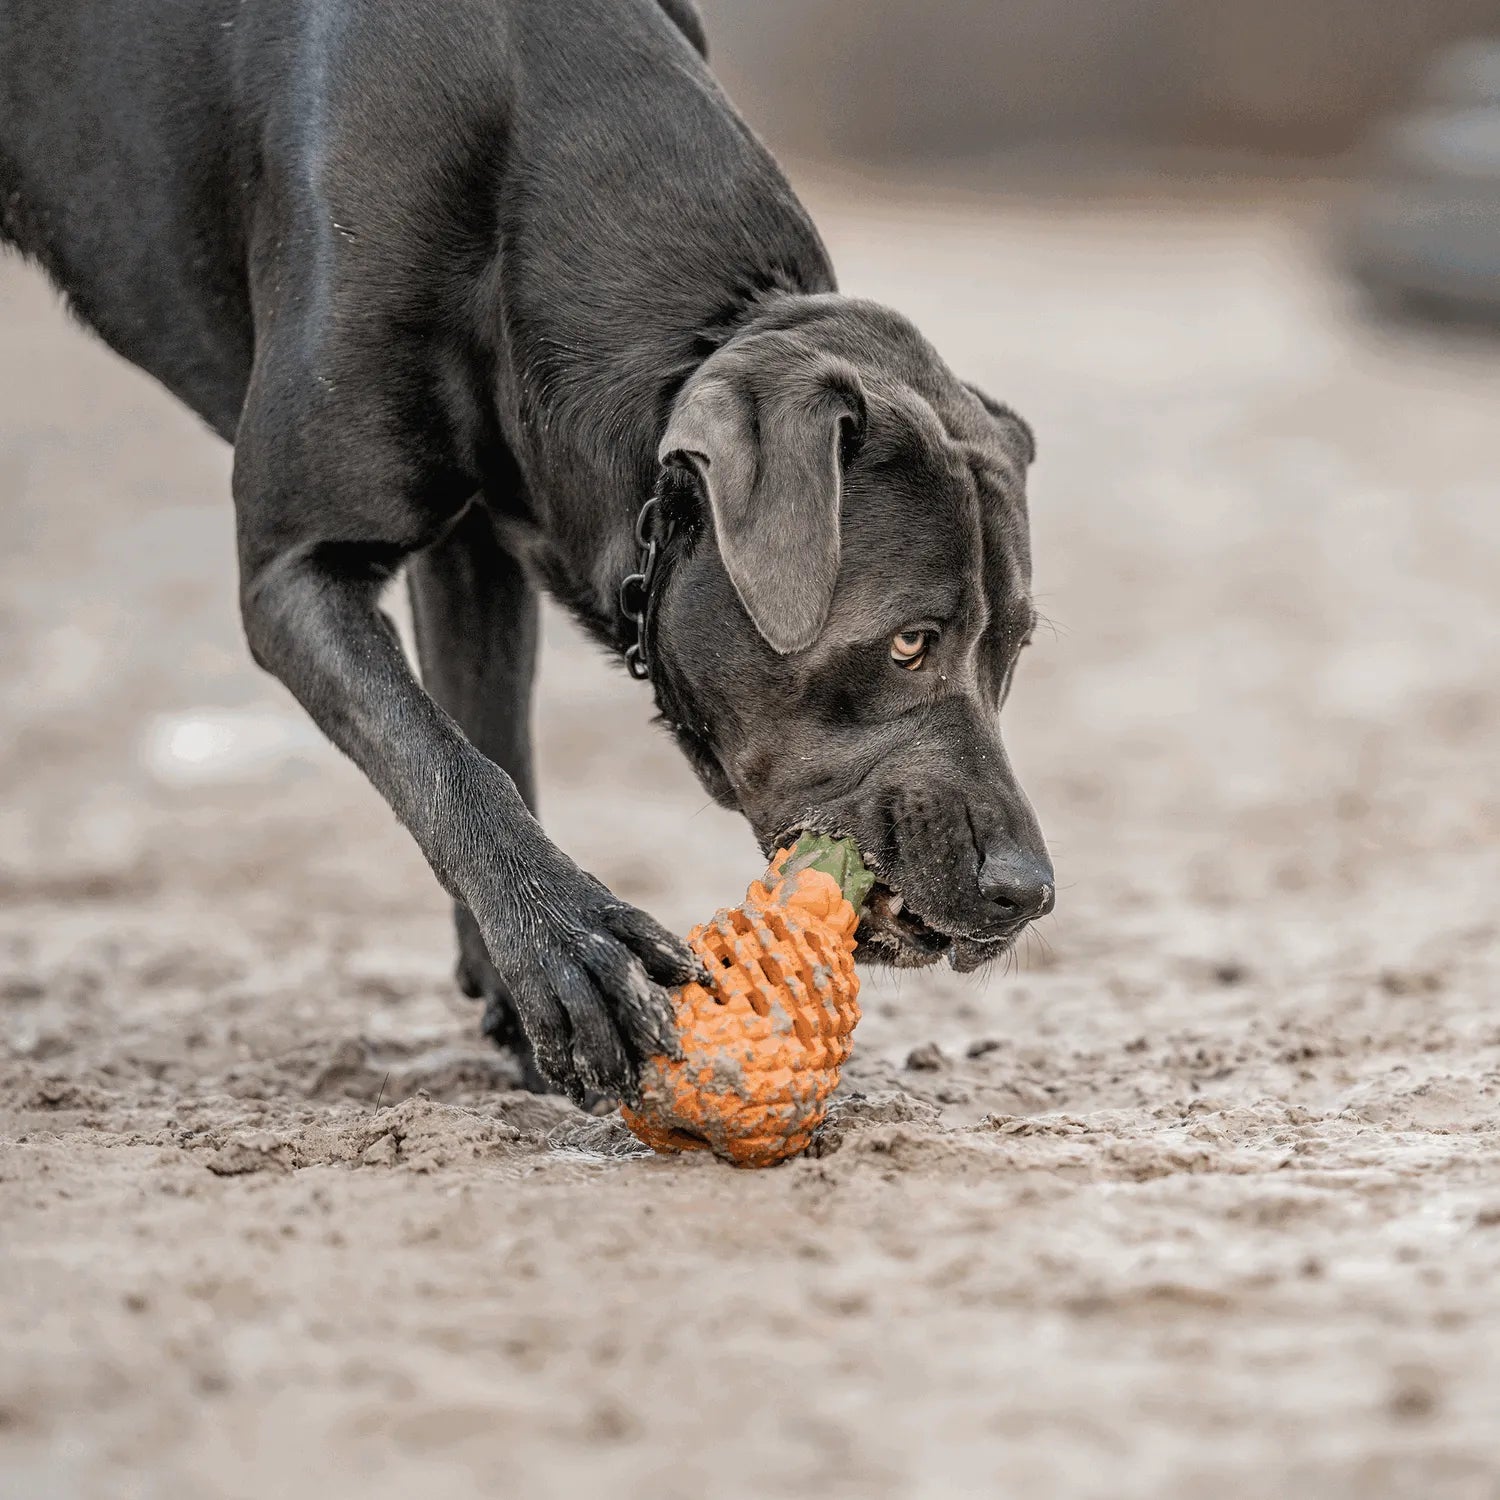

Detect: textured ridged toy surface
[621, 835, 870, 1168]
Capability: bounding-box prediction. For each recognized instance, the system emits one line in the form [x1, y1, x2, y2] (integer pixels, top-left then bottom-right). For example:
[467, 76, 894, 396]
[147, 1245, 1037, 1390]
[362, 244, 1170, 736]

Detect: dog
[1, 0, 1054, 1103]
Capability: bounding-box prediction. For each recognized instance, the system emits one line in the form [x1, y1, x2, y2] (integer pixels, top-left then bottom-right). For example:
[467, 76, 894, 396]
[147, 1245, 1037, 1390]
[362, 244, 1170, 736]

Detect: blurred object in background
[700, 1, 1500, 333]
[139, 708, 329, 788]
[700, 0, 1500, 164]
[1341, 39, 1500, 323]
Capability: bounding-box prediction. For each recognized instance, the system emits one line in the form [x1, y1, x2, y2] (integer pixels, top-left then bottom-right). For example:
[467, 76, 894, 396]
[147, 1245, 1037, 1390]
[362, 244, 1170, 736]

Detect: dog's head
[651, 295, 1052, 971]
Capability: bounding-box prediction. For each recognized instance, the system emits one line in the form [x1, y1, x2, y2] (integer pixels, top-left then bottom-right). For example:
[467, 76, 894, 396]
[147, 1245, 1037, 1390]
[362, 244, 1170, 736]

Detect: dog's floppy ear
[964, 382, 1036, 467]
[661, 341, 866, 654]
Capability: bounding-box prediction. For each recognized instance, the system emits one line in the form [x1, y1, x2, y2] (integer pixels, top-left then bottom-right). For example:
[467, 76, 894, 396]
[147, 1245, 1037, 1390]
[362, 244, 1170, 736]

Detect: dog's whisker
[1031, 608, 1067, 642]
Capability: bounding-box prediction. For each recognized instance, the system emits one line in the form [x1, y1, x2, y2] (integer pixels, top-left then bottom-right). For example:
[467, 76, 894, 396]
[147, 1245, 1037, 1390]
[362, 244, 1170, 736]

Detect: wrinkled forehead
[828, 389, 1032, 638]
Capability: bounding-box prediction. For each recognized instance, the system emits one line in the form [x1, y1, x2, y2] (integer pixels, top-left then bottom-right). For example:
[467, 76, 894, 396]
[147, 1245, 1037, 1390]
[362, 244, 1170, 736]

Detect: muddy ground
[3, 178, 1499, 1499]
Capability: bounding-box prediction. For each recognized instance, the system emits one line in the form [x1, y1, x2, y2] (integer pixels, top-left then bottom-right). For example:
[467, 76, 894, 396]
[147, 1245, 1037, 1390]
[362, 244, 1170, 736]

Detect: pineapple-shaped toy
[622, 833, 873, 1167]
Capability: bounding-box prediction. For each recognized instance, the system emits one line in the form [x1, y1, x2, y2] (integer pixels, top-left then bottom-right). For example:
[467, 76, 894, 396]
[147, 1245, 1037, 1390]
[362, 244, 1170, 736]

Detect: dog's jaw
[857, 884, 951, 968]
[857, 883, 1027, 972]
[767, 819, 1029, 974]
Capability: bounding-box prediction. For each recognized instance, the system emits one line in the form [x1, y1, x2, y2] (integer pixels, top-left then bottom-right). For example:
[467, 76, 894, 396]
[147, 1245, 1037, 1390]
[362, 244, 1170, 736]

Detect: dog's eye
[889, 629, 930, 670]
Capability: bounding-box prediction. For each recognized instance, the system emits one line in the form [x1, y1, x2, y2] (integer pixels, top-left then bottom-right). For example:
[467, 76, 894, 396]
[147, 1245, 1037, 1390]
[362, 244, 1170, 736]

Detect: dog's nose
[978, 843, 1055, 922]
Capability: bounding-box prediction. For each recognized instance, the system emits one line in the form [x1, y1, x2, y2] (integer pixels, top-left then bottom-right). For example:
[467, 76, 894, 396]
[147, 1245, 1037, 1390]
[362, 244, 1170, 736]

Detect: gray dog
[0, 0, 1053, 1102]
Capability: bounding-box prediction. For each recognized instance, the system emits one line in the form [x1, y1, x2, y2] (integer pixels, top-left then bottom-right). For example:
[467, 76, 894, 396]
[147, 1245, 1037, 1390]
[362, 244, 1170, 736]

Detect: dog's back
[0, 0, 776, 445]
[1, 0, 256, 433]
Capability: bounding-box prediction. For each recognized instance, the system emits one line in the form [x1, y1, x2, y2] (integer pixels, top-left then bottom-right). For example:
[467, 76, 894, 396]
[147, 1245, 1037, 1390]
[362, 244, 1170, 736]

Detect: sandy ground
[3, 177, 1500, 1499]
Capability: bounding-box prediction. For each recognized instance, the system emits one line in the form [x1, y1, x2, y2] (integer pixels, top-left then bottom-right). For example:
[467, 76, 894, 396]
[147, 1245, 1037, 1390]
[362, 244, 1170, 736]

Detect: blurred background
[705, 0, 1500, 320]
[707, 0, 1497, 162]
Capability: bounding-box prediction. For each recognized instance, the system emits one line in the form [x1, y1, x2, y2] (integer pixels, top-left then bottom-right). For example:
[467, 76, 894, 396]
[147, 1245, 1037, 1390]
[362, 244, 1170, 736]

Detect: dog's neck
[508, 280, 823, 660]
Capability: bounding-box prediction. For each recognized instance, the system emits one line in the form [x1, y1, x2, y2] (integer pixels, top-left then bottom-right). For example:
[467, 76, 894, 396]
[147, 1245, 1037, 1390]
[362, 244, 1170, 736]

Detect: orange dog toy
[622, 834, 873, 1167]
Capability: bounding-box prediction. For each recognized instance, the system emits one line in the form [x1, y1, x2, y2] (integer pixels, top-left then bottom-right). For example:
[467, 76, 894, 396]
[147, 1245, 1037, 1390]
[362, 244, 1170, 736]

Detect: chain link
[620, 494, 671, 681]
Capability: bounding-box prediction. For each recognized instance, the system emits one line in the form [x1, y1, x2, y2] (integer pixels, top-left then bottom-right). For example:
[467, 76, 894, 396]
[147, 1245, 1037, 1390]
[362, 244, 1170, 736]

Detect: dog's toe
[477, 990, 556, 1095]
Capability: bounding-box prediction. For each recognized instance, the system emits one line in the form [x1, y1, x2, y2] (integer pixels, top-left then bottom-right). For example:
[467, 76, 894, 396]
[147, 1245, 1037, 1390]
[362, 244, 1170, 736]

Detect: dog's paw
[476, 990, 555, 1095]
[453, 915, 551, 1088]
[473, 864, 706, 1106]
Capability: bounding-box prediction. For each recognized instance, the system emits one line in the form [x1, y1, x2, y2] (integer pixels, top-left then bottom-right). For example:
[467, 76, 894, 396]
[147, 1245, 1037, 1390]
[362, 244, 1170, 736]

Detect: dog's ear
[964, 382, 1036, 467]
[661, 346, 866, 654]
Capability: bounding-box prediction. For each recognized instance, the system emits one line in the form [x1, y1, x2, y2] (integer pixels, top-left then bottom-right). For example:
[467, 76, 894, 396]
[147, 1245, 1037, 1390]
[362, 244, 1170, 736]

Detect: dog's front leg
[406, 500, 553, 1089]
[231, 419, 697, 1105]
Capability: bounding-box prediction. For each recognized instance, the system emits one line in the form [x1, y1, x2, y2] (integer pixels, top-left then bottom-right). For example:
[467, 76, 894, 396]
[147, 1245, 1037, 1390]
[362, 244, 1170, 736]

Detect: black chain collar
[618, 486, 677, 681]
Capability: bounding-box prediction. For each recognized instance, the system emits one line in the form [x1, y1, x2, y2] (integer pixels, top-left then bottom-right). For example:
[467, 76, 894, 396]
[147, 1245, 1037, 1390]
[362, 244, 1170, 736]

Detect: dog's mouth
[858, 882, 1020, 978]
[856, 883, 1023, 973]
[773, 825, 1024, 974]
[857, 883, 952, 967]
